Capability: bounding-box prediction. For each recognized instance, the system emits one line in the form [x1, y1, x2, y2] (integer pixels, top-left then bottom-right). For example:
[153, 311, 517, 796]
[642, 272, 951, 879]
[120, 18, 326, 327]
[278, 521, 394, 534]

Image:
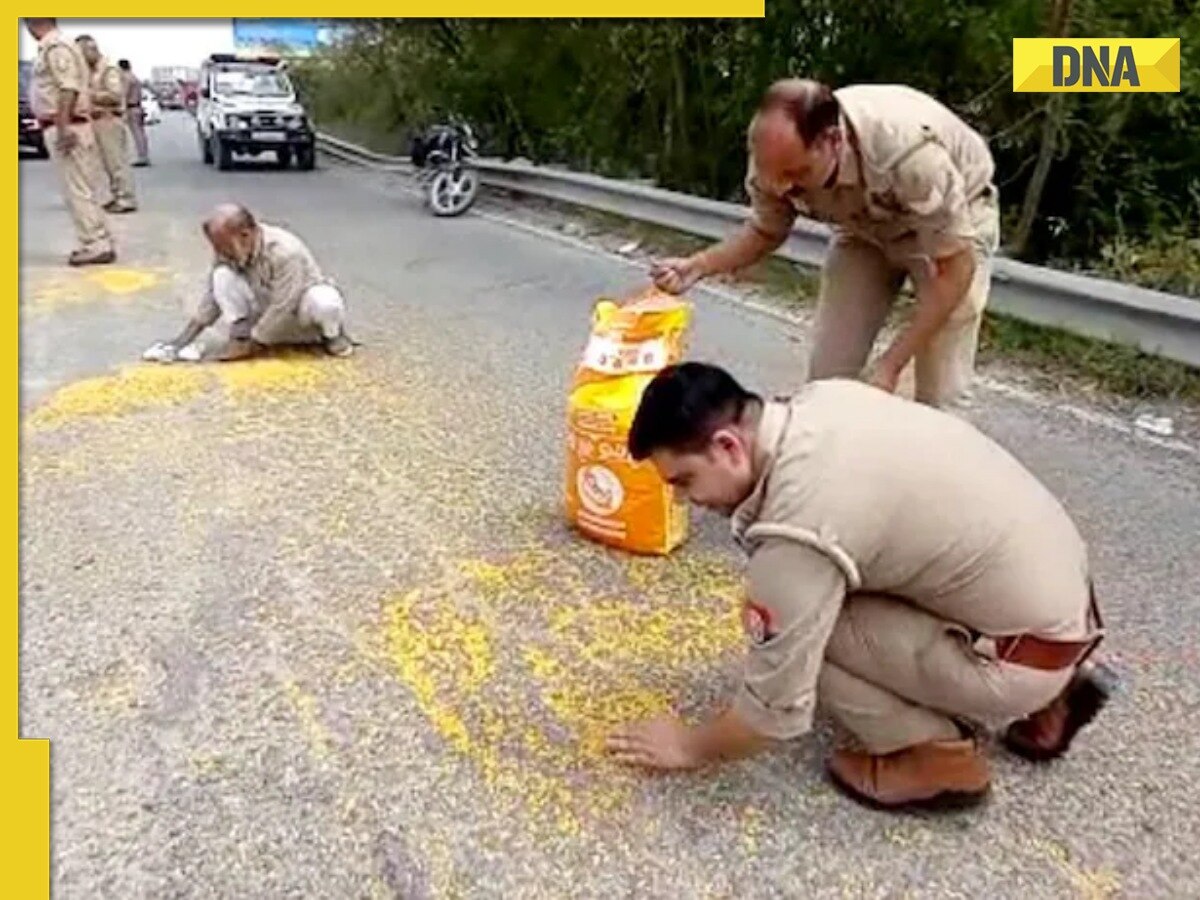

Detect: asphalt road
[19, 112, 1200, 899]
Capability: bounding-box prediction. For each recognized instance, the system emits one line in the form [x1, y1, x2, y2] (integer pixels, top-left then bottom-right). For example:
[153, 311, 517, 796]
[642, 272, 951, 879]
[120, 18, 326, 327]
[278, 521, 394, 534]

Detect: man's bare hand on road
[607, 714, 701, 771]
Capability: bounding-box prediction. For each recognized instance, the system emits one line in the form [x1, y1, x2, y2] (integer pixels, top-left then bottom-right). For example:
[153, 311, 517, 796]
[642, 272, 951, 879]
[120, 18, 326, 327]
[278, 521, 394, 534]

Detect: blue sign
[232, 19, 323, 52]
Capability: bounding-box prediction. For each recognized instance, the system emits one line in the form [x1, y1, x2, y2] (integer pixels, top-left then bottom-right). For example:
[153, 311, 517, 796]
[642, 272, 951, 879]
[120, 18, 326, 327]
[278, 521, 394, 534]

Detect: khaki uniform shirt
[746, 84, 996, 266]
[124, 72, 144, 108]
[198, 223, 334, 333]
[729, 380, 1092, 740]
[30, 29, 91, 122]
[88, 57, 126, 116]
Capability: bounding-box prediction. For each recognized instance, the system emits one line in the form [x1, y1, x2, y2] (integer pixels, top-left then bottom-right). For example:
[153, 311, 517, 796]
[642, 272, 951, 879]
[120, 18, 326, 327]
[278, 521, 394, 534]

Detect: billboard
[232, 19, 336, 55]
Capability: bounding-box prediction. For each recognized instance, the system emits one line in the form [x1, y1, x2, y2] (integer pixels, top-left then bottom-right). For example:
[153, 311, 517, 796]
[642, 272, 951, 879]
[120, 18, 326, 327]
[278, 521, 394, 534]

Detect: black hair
[628, 362, 761, 461]
[118, 59, 131, 70]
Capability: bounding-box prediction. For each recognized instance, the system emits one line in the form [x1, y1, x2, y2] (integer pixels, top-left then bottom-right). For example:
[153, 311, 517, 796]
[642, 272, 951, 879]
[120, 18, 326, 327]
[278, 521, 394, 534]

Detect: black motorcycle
[409, 120, 480, 217]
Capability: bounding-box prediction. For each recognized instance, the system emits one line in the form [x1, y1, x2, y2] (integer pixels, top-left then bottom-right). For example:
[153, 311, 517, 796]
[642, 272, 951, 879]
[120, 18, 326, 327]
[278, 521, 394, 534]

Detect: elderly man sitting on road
[144, 203, 354, 363]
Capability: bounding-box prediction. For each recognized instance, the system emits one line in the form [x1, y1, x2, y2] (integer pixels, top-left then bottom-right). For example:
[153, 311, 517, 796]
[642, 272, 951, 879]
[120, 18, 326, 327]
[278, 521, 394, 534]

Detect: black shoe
[68, 248, 117, 267]
[1004, 662, 1117, 762]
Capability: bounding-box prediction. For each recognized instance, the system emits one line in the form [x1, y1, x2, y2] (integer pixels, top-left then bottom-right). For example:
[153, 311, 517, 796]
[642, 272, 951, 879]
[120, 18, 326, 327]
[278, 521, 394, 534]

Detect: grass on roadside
[978, 315, 1200, 402]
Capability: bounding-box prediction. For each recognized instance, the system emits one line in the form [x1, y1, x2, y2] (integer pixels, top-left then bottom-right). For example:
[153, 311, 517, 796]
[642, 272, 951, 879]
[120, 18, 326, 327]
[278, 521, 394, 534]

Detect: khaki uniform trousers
[817, 593, 1073, 755]
[92, 113, 136, 206]
[126, 108, 149, 163]
[44, 123, 113, 254]
[806, 192, 1001, 407]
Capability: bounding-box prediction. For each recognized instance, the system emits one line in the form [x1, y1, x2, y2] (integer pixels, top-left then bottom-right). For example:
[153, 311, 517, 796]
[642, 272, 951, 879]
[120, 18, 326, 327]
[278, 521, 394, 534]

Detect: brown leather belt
[38, 115, 90, 128]
[995, 633, 1099, 671]
[994, 584, 1105, 672]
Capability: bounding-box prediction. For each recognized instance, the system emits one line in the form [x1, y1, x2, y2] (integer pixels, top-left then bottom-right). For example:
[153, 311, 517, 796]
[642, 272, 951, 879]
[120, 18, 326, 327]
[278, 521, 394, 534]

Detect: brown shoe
[68, 248, 116, 267]
[1003, 662, 1115, 762]
[827, 739, 991, 811]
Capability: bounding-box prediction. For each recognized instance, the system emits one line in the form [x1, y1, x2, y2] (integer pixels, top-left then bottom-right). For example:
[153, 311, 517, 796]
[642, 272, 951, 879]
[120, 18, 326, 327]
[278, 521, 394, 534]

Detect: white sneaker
[177, 343, 203, 363]
[141, 341, 177, 363]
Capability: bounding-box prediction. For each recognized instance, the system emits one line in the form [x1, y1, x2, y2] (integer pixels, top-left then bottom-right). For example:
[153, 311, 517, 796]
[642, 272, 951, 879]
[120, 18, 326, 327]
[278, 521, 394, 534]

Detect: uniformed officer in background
[118, 59, 151, 167]
[608, 363, 1112, 811]
[652, 79, 999, 408]
[24, 18, 115, 266]
[76, 35, 138, 214]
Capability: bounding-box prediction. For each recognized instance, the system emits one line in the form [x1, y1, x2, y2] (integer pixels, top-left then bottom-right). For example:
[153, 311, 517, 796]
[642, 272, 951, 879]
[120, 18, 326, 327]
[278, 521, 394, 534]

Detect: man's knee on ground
[209, 266, 256, 339]
[302, 284, 346, 338]
[211, 264, 251, 299]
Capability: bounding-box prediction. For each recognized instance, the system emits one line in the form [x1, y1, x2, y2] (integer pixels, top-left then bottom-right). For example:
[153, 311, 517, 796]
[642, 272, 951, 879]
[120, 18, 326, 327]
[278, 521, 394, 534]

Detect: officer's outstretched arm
[694, 225, 783, 278]
[608, 539, 847, 772]
[607, 705, 769, 771]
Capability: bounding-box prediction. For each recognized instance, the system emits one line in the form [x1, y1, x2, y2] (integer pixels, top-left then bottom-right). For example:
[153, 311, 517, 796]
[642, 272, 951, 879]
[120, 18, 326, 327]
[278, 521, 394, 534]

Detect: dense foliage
[294, 5, 1200, 291]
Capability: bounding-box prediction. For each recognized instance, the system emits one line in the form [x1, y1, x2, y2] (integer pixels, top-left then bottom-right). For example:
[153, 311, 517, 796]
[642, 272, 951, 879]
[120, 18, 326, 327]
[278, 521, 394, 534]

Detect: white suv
[195, 54, 315, 171]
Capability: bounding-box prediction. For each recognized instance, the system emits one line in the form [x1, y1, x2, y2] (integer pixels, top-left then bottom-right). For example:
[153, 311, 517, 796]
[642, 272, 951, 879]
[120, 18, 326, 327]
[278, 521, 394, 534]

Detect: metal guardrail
[317, 131, 1200, 369]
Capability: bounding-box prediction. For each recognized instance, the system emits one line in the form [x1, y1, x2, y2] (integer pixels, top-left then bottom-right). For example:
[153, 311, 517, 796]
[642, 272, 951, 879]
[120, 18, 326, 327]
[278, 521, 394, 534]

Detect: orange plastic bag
[564, 289, 692, 555]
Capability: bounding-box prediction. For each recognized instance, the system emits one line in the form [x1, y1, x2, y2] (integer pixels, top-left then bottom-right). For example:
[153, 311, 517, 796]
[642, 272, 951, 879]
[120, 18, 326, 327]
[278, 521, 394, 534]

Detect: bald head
[748, 78, 842, 197]
[205, 203, 256, 234]
[204, 204, 259, 265]
[756, 79, 839, 143]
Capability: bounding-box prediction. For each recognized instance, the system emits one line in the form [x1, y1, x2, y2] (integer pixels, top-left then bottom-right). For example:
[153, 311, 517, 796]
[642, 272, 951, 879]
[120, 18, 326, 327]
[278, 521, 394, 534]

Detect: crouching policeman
[607, 362, 1112, 810]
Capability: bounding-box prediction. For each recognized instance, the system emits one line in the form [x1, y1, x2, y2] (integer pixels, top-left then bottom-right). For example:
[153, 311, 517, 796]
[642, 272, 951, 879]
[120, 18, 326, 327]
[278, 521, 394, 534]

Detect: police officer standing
[118, 59, 151, 167]
[24, 18, 115, 266]
[76, 35, 138, 214]
[652, 80, 999, 408]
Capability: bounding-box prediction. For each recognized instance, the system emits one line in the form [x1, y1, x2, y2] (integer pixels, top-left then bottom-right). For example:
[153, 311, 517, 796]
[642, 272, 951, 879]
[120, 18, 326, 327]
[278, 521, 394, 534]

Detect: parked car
[18, 61, 47, 158]
[143, 93, 162, 125]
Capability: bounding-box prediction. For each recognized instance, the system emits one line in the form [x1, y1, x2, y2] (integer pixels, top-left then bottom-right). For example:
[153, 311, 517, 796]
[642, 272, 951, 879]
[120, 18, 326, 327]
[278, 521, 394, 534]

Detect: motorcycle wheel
[427, 167, 479, 217]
